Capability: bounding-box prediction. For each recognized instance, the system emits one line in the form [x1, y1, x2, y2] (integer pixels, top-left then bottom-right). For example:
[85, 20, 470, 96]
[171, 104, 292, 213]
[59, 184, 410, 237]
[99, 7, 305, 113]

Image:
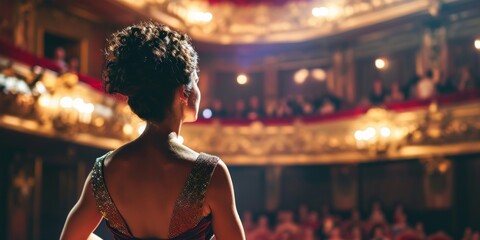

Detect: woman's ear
[177, 85, 188, 104]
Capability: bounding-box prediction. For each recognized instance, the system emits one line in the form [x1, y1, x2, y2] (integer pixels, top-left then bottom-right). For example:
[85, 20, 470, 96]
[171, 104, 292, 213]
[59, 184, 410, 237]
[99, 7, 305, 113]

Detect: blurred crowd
[240, 203, 478, 240]
[204, 68, 478, 120]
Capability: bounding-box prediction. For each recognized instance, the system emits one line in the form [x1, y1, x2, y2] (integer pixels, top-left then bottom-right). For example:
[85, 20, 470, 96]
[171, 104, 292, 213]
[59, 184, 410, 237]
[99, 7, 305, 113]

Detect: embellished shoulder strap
[168, 153, 220, 238]
[91, 152, 133, 237]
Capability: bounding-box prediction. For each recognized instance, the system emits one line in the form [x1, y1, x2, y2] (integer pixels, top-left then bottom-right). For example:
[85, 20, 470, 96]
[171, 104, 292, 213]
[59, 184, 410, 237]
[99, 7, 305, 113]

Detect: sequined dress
[91, 152, 219, 240]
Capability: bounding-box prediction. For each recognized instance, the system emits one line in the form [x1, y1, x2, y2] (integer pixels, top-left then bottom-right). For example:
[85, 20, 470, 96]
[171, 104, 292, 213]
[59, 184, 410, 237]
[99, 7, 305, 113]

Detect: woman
[60, 22, 245, 240]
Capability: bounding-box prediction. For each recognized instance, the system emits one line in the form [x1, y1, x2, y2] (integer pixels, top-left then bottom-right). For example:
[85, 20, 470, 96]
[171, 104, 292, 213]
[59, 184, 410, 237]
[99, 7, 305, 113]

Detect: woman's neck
[137, 118, 183, 147]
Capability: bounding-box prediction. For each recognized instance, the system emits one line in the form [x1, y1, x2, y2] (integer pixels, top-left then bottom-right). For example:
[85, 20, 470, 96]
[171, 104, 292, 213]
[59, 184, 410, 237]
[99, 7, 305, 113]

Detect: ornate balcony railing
[1, 39, 480, 165]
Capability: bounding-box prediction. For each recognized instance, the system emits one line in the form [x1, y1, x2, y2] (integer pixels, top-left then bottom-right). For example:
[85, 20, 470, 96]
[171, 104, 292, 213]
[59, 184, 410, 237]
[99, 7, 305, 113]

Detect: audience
[369, 80, 388, 105]
[241, 201, 475, 240]
[416, 70, 436, 99]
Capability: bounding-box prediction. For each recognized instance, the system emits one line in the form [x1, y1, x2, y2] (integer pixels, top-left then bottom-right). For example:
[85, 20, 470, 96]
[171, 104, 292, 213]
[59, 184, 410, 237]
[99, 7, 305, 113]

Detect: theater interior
[1, 0, 480, 239]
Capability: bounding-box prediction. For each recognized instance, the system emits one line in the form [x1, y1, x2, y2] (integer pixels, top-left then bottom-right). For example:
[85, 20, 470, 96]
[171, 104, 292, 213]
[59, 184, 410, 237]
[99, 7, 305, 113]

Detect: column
[263, 57, 278, 112]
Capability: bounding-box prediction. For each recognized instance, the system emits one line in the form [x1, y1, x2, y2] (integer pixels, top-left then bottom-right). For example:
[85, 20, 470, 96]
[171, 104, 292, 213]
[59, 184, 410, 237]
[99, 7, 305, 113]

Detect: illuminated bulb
[137, 122, 147, 135]
[364, 127, 376, 140]
[375, 58, 387, 69]
[237, 74, 248, 85]
[82, 103, 94, 114]
[311, 68, 326, 81]
[60, 96, 73, 108]
[38, 95, 50, 108]
[475, 39, 480, 50]
[123, 124, 133, 135]
[380, 127, 391, 137]
[73, 98, 84, 110]
[294, 68, 309, 84]
[202, 108, 213, 119]
[354, 130, 364, 141]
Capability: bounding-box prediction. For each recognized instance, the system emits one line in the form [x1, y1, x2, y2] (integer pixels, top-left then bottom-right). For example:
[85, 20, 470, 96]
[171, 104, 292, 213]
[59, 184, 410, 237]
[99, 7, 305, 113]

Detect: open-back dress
[91, 152, 219, 240]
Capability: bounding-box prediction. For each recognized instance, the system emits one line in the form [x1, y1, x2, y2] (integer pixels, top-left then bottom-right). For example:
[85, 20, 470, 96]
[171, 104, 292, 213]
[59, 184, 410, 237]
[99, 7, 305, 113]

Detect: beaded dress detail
[91, 152, 219, 240]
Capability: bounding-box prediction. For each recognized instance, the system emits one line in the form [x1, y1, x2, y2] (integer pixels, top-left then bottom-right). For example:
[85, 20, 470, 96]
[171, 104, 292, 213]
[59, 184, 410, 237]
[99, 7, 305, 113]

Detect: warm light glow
[312, 7, 329, 17]
[73, 98, 84, 110]
[123, 124, 133, 135]
[187, 9, 213, 23]
[311, 68, 326, 81]
[380, 127, 391, 137]
[137, 122, 147, 135]
[375, 58, 387, 69]
[312, 6, 339, 18]
[294, 68, 309, 84]
[364, 127, 376, 140]
[354, 130, 365, 141]
[60, 97, 73, 108]
[475, 39, 480, 50]
[438, 162, 449, 173]
[202, 108, 213, 119]
[38, 95, 51, 108]
[237, 74, 248, 85]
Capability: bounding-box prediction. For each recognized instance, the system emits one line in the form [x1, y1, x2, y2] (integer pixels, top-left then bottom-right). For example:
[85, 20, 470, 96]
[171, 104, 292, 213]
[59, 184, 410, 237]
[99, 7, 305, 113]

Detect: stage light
[311, 68, 326, 81]
[375, 58, 387, 70]
[202, 108, 213, 119]
[237, 74, 248, 85]
[294, 68, 309, 84]
[475, 39, 480, 50]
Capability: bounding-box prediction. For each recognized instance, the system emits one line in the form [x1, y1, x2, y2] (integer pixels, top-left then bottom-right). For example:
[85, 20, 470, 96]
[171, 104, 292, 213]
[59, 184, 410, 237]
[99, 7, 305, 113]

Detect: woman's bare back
[100, 137, 212, 238]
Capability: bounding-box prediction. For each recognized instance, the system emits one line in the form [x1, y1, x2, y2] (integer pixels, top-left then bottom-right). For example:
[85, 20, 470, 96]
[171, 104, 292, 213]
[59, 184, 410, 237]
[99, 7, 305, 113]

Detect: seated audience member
[301, 227, 318, 240]
[319, 97, 336, 115]
[68, 57, 80, 74]
[458, 66, 477, 91]
[54, 47, 68, 73]
[234, 99, 248, 118]
[298, 205, 309, 225]
[273, 98, 293, 118]
[246, 96, 266, 120]
[416, 70, 436, 99]
[371, 225, 391, 240]
[462, 227, 473, 240]
[248, 215, 273, 240]
[211, 99, 227, 118]
[275, 211, 300, 239]
[369, 202, 387, 226]
[302, 211, 321, 234]
[386, 82, 405, 102]
[427, 231, 452, 240]
[369, 80, 388, 105]
[328, 226, 343, 240]
[471, 232, 480, 240]
[403, 75, 421, 99]
[391, 213, 410, 237]
[345, 209, 363, 232]
[436, 76, 456, 94]
[351, 226, 363, 240]
[415, 222, 427, 240]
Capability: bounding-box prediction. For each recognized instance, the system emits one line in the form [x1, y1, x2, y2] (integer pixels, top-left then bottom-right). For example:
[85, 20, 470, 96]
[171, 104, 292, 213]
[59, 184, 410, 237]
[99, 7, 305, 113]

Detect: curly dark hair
[103, 21, 199, 122]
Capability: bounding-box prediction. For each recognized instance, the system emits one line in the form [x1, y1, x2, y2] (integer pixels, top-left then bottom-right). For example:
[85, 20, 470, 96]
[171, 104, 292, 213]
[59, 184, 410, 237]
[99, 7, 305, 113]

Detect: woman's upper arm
[60, 172, 103, 240]
[207, 159, 245, 240]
